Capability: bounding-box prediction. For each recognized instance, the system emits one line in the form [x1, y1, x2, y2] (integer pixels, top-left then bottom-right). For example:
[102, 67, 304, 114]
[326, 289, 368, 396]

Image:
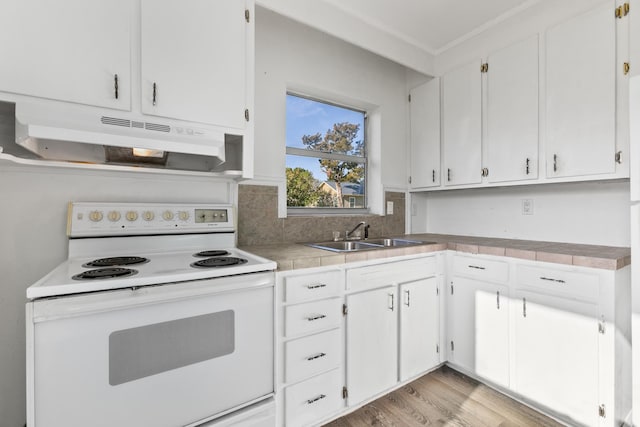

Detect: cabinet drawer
[452, 255, 509, 283]
[285, 329, 341, 384]
[516, 265, 599, 300]
[284, 270, 342, 303]
[347, 257, 437, 292]
[285, 369, 343, 427]
[285, 298, 342, 338]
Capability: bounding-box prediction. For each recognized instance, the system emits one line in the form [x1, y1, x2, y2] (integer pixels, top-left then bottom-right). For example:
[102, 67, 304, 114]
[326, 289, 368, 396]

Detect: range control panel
[67, 202, 235, 237]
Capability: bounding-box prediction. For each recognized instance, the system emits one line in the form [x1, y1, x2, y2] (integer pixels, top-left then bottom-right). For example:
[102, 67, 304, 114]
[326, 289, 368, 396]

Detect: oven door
[26, 272, 274, 427]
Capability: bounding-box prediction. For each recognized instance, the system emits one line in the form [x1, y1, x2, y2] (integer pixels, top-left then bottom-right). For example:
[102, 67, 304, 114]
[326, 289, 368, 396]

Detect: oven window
[109, 310, 235, 386]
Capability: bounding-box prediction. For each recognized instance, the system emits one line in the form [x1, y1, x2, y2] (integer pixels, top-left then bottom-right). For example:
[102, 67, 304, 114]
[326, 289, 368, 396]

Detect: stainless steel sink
[305, 238, 432, 252]
[363, 238, 429, 247]
[305, 241, 382, 252]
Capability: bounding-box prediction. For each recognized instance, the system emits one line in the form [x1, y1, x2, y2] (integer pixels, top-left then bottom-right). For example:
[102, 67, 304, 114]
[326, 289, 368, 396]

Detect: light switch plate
[386, 201, 394, 215]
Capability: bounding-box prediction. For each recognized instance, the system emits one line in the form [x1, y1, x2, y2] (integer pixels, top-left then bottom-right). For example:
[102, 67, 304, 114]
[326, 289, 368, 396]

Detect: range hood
[1, 101, 243, 174]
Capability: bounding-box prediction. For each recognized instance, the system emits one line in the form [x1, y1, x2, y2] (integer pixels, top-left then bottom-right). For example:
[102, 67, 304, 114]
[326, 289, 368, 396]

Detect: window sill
[287, 207, 371, 217]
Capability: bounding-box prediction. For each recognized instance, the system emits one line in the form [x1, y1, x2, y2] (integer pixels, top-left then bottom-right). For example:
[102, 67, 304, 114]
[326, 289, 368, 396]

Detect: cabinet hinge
[450, 284, 454, 295]
[408, 176, 412, 184]
[481, 63, 489, 73]
[615, 3, 629, 18]
[342, 304, 348, 316]
[245, 9, 250, 23]
[450, 341, 455, 351]
[598, 404, 606, 418]
[408, 94, 412, 102]
[342, 386, 348, 399]
[615, 151, 623, 164]
[598, 316, 606, 334]
[244, 109, 250, 122]
[436, 344, 440, 354]
[623, 62, 631, 75]
[436, 287, 439, 296]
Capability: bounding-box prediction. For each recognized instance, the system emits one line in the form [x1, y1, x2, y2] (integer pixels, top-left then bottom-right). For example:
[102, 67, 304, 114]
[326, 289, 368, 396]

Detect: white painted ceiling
[320, 0, 537, 54]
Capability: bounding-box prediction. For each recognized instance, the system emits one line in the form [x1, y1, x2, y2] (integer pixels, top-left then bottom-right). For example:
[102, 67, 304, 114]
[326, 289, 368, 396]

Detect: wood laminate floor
[324, 366, 563, 427]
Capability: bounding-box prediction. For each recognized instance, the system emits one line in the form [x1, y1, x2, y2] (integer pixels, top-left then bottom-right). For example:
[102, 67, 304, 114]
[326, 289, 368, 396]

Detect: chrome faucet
[346, 221, 370, 240]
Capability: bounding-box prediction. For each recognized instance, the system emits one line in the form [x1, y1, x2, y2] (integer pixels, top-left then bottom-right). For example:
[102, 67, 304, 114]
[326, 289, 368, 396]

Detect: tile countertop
[240, 233, 631, 272]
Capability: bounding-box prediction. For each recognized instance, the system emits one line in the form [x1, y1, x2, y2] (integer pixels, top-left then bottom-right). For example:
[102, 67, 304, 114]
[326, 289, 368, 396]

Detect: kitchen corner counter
[241, 234, 630, 272]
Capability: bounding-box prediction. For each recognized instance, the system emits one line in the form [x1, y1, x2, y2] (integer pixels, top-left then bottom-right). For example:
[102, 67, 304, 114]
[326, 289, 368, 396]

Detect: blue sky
[286, 94, 364, 182]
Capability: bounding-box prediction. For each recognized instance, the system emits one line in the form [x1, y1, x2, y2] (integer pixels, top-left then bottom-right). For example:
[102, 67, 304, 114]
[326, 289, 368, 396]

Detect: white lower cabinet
[345, 256, 442, 406]
[275, 252, 630, 427]
[448, 276, 509, 388]
[399, 277, 440, 381]
[346, 285, 398, 405]
[512, 290, 599, 426]
[284, 368, 343, 427]
[276, 267, 345, 426]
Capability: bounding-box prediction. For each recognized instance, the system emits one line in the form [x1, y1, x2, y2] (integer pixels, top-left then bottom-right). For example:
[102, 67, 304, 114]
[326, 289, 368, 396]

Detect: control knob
[142, 211, 155, 221]
[107, 211, 121, 222]
[89, 211, 104, 222]
[126, 211, 138, 221]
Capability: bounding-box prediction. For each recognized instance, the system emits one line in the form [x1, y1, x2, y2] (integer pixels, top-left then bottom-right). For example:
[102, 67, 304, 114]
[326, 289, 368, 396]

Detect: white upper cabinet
[545, 2, 616, 178]
[443, 60, 483, 186]
[141, 0, 248, 129]
[486, 36, 539, 183]
[409, 78, 441, 189]
[0, 0, 131, 110]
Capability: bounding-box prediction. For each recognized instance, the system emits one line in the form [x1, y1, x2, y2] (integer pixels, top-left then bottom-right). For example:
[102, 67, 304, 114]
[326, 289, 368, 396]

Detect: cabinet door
[410, 78, 441, 188]
[546, 2, 615, 178]
[512, 291, 599, 427]
[141, 0, 247, 128]
[399, 277, 439, 381]
[346, 286, 397, 405]
[0, 0, 131, 110]
[487, 36, 539, 183]
[448, 277, 509, 387]
[443, 60, 482, 186]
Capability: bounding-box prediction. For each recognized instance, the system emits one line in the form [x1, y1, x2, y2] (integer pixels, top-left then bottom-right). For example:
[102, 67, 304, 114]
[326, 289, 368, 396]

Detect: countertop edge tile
[240, 234, 630, 272]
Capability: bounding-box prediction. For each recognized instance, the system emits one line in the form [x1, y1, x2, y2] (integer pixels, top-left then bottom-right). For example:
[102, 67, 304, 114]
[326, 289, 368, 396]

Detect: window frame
[285, 92, 368, 215]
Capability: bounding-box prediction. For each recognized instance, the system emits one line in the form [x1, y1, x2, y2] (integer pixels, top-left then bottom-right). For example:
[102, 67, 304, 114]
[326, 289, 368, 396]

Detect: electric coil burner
[83, 256, 149, 267]
[72, 267, 138, 280]
[191, 257, 248, 268]
[193, 250, 230, 257]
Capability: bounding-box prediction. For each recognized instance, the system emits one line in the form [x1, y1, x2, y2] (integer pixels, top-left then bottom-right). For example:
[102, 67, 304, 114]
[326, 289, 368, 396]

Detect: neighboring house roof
[318, 181, 364, 196]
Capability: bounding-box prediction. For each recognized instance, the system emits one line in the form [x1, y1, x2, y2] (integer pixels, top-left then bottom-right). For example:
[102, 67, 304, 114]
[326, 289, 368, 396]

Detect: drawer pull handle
[388, 293, 395, 311]
[468, 265, 486, 270]
[307, 394, 326, 405]
[306, 352, 327, 361]
[404, 290, 411, 307]
[307, 283, 327, 289]
[306, 314, 327, 322]
[540, 276, 566, 284]
[523, 298, 527, 317]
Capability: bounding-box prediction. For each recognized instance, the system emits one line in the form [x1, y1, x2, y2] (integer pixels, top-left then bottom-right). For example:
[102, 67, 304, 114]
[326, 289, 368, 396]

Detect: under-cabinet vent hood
[3, 102, 243, 174]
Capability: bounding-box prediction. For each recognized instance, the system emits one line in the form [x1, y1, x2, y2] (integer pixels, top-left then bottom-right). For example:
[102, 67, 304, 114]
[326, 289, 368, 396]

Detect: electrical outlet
[386, 201, 394, 215]
[522, 199, 533, 215]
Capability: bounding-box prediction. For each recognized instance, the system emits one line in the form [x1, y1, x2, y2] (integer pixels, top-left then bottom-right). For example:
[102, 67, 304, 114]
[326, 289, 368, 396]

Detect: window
[286, 93, 366, 211]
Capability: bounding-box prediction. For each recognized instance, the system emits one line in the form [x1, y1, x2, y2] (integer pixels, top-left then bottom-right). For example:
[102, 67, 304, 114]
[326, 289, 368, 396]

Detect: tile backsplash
[238, 185, 405, 246]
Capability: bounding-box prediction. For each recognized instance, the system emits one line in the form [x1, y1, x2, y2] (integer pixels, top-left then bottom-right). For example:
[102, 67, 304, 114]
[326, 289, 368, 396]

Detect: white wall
[0, 161, 231, 427]
[255, 0, 435, 76]
[411, 181, 630, 247]
[253, 7, 415, 214]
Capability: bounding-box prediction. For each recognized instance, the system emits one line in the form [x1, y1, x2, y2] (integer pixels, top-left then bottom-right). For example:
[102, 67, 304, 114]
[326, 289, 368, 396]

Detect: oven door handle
[30, 272, 275, 322]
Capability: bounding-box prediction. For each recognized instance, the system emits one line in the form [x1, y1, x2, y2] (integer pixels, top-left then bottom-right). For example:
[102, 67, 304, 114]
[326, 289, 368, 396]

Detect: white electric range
[26, 202, 277, 427]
